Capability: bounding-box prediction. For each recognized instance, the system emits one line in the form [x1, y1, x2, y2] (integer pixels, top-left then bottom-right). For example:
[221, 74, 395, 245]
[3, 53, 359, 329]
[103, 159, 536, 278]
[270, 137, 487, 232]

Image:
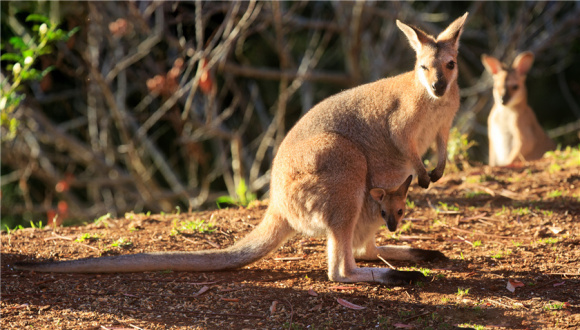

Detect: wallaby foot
[429, 168, 444, 183]
[355, 243, 447, 262]
[328, 266, 425, 285]
[409, 248, 447, 262]
[380, 268, 426, 285]
[379, 245, 447, 262]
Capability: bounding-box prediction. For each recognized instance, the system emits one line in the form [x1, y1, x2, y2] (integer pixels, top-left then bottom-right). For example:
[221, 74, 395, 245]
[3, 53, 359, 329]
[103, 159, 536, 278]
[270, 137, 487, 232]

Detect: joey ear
[397, 175, 413, 196]
[396, 20, 432, 52]
[512, 51, 534, 76]
[481, 54, 503, 75]
[370, 188, 386, 202]
[437, 12, 469, 49]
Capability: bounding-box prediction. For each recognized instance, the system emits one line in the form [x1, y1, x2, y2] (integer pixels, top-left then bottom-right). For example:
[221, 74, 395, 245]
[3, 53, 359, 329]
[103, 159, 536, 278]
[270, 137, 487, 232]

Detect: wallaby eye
[381, 210, 386, 218]
[511, 85, 519, 91]
[420, 65, 428, 71]
[398, 209, 403, 216]
[447, 61, 455, 70]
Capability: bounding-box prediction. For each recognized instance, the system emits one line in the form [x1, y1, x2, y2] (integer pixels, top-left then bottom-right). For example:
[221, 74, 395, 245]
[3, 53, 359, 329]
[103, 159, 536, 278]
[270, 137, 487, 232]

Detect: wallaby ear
[397, 175, 413, 196]
[396, 20, 432, 52]
[437, 12, 469, 49]
[370, 188, 386, 202]
[481, 54, 503, 75]
[512, 51, 534, 76]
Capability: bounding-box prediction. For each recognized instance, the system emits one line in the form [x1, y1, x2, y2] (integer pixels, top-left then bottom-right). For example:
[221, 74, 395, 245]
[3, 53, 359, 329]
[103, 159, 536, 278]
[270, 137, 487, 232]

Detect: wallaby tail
[13, 210, 295, 273]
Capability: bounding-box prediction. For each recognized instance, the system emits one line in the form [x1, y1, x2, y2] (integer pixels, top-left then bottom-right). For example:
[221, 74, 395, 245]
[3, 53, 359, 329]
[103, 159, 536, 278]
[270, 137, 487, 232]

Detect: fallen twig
[377, 254, 397, 270]
[404, 311, 431, 322]
[282, 298, 294, 329]
[44, 233, 75, 241]
[399, 235, 435, 241]
[449, 226, 531, 240]
[122, 308, 264, 319]
[274, 256, 304, 261]
[458, 213, 487, 223]
[204, 239, 221, 249]
[456, 235, 474, 246]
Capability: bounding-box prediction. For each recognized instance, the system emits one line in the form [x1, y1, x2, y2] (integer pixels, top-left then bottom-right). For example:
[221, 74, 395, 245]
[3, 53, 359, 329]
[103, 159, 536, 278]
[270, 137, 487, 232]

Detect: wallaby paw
[411, 248, 448, 262]
[418, 174, 430, 189]
[429, 170, 443, 183]
[381, 269, 426, 285]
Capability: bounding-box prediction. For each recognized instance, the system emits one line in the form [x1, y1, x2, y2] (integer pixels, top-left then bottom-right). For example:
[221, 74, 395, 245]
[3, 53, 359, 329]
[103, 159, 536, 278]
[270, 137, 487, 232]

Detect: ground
[2, 147, 579, 330]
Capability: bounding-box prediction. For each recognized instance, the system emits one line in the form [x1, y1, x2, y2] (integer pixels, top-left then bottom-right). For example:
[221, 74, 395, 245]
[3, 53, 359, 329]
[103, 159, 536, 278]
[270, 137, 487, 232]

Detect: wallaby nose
[386, 215, 398, 232]
[432, 80, 447, 97]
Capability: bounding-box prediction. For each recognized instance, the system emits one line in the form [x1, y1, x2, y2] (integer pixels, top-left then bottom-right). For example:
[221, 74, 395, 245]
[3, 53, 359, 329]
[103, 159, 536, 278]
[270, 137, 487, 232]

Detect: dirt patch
[2, 148, 579, 329]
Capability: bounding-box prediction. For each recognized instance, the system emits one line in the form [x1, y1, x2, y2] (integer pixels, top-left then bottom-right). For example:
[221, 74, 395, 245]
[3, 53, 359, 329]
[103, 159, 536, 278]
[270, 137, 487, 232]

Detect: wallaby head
[396, 13, 468, 98]
[370, 175, 413, 232]
[481, 51, 534, 106]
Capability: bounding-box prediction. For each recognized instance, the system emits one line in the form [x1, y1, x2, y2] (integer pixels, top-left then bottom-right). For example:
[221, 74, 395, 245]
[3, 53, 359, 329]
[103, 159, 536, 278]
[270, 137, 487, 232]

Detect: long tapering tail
[13, 210, 295, 273]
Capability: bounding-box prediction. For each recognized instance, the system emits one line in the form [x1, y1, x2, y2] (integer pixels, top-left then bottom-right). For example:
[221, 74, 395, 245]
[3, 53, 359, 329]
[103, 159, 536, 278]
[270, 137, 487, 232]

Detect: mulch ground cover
[2, 147, 579, 329]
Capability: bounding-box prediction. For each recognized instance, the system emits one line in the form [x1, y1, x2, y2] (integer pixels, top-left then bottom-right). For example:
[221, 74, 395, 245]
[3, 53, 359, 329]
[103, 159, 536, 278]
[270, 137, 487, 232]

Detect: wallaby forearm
[430, 130, 449, 182]
[405, 141, 431, 188]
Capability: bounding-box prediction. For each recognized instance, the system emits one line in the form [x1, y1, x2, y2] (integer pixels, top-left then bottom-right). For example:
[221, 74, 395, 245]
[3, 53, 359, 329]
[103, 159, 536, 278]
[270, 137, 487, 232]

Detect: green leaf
[66, 26, 80, 39]
[11, 94, 25, 109]
[8, 37, 26, 51]
[20, 69, 43, 81]
[41, 66, 55, 77]
[25, 14, 50, 24]
[216, 196, 236, 205]
[47, 30, 67, 42]
[9, 117, 20, 132]
[236, 179, 248, 204]
[37, 46, 53, 56]
[22, 49, 35, 59]
[0, 53, 23, 62]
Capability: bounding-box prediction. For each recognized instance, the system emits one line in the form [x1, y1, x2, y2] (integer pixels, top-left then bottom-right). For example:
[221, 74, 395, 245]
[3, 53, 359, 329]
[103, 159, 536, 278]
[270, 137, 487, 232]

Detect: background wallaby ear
[370, 188, 386, 202]
[481, 54, 503, 75]
[396, 20, 432, 52]
[512, 51, 534, 75]
[397, 175, 413, 196]
[437, 12, 469, 49]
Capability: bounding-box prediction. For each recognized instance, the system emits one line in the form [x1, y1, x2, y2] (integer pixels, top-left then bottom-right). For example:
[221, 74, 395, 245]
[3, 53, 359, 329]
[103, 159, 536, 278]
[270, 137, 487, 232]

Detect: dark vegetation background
[1, 1, 579, 228]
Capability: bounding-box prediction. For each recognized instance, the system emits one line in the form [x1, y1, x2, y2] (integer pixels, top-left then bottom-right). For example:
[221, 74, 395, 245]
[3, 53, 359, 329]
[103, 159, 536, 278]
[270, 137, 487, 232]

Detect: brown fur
[14, 13, 469, 284]
[482, 52, 556, 166]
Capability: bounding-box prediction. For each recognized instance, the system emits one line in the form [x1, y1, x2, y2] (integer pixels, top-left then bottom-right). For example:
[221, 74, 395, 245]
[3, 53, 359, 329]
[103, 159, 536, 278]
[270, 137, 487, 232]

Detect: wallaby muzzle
[432, 76, 447, 97]
[501, 92, 511, 105]
[386, 215, 398, 232]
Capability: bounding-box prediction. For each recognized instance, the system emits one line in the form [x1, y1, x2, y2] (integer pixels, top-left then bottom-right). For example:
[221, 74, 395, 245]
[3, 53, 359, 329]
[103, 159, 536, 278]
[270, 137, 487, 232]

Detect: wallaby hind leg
[353, 238, 447, 262]
[327, 228, 425, 285]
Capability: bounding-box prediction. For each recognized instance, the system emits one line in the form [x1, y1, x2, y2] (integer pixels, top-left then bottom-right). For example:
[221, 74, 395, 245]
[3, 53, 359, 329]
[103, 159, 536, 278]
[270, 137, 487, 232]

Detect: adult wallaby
[482, 52, 556, 166]
[15, 13, 468, 285]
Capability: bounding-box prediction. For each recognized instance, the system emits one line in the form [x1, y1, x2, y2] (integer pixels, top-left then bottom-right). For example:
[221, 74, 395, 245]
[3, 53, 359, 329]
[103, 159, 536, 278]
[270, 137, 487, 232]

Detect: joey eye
[398, 209, 403, 216]
[420, 65, 428, 71]
[511, 85, 519, 91]
[381, 210, 386, 218]
[447, 61, 455, 70]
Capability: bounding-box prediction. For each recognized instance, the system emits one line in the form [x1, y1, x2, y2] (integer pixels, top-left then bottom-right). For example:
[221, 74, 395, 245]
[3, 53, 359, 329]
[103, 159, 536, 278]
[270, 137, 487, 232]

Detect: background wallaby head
[370, 175, 413, 232]
[481, 51, 534, 106]
[396, 12, 468, 98]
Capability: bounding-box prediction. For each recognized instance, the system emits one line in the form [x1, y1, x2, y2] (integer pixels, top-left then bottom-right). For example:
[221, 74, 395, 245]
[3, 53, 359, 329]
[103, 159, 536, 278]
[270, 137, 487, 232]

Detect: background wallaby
[482, 52, 556, 166]
[15, 13, 468, 285]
